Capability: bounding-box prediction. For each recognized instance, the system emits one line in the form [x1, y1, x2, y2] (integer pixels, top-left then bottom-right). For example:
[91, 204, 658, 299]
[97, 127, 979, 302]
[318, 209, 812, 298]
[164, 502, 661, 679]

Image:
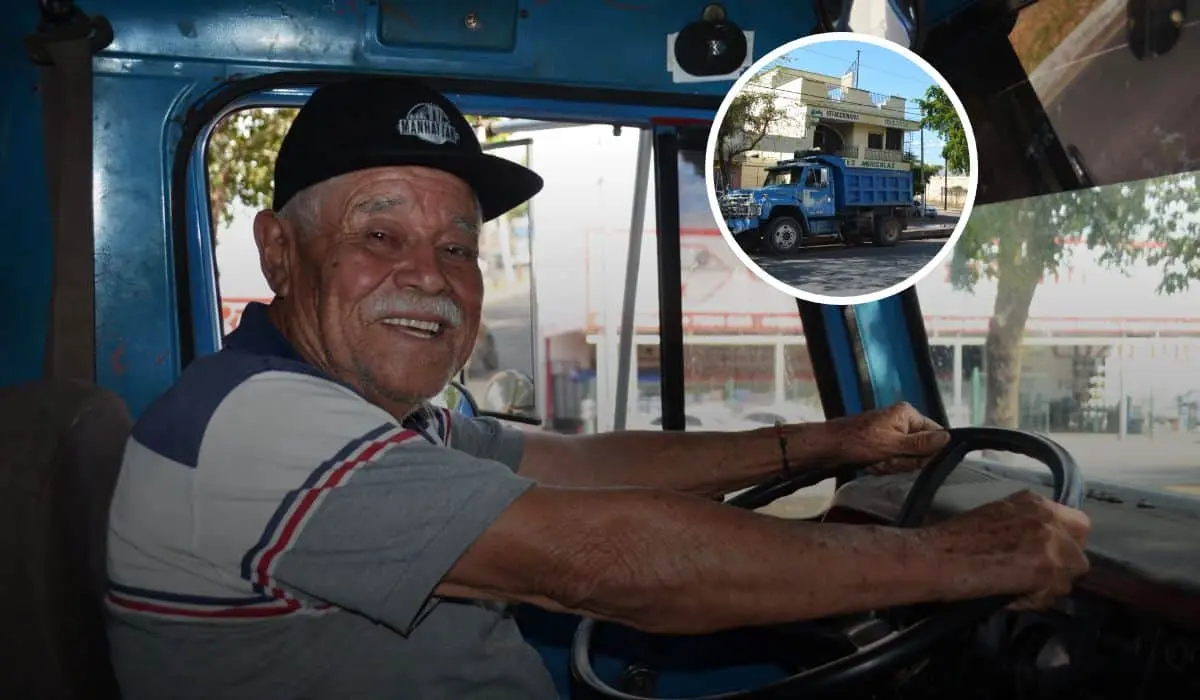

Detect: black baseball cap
[272, 76, 543, 222]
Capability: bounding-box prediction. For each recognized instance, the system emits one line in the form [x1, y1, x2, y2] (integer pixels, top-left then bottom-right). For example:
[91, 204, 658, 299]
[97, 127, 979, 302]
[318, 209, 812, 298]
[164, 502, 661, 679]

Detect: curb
[903, 226, 954, 241]
[1028, 0, 1126, 106]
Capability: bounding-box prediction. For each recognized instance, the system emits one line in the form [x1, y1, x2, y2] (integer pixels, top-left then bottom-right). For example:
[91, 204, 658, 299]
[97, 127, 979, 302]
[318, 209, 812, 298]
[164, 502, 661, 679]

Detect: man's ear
[253, 210, 294, 297]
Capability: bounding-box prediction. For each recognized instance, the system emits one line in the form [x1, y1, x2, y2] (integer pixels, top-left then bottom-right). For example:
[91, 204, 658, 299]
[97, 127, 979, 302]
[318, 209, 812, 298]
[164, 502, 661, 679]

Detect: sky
[763, 40, 948, 167]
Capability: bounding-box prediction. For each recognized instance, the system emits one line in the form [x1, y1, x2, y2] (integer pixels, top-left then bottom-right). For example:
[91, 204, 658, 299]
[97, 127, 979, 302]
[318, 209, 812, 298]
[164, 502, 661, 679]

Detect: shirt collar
[224, 301, 306, 362]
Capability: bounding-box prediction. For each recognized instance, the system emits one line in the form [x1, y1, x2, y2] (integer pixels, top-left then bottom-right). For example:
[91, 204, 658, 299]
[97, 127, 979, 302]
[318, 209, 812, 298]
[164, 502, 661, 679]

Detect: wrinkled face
[254, 166, 483, 415]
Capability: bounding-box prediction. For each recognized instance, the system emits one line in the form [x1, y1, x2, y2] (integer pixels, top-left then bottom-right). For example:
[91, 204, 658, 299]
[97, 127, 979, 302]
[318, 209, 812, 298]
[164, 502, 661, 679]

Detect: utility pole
[919, 123, 925, 205]
[854, 50, 860, 88]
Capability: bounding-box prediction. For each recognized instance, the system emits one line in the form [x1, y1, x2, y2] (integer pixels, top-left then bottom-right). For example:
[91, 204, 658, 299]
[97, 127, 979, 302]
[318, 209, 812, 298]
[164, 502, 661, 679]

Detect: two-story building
[727, 66, 924, 189]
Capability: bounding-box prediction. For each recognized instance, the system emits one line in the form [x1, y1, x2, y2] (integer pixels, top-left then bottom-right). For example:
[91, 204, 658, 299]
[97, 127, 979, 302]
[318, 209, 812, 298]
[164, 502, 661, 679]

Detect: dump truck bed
[834, 165, 914, 209]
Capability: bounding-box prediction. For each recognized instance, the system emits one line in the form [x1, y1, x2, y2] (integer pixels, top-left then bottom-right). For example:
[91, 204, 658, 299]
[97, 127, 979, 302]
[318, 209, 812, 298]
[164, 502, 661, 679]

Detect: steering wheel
[570, 427, 1084, 699]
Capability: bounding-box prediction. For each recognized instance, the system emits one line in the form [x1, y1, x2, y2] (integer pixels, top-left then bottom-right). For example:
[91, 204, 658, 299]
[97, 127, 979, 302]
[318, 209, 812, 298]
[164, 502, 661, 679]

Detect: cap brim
[290, 151, 544, 222]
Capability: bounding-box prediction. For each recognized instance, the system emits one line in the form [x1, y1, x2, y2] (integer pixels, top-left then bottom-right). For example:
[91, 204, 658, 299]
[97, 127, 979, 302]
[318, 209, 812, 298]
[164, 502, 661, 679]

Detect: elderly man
[105, 78, 1090, 699]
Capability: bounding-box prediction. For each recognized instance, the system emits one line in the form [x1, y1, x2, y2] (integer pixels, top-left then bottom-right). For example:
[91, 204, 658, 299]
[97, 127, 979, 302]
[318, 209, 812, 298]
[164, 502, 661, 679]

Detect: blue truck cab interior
[3, 1, 1200, 699]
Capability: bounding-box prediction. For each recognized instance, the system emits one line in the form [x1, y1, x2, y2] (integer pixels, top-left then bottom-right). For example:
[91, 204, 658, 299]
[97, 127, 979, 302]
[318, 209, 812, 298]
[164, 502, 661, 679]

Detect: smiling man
[105, 78, 1091, 700]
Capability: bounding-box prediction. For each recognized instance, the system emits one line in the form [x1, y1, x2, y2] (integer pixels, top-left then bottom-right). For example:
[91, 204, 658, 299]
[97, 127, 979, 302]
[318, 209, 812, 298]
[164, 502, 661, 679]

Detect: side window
[884, 128, 903, 151]
[208, 107, 298, 333]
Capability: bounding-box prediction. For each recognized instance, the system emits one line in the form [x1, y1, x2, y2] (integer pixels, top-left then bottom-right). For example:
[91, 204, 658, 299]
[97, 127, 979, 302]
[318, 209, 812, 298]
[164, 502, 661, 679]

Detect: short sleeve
[192, 371, 536, 635]
[444, 411, 526, 472]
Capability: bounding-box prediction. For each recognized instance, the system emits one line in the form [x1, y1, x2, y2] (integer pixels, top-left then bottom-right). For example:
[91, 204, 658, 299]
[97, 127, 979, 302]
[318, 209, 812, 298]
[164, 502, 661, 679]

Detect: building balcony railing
[862, 148, 904, 162]
[822, 84, 905, 115]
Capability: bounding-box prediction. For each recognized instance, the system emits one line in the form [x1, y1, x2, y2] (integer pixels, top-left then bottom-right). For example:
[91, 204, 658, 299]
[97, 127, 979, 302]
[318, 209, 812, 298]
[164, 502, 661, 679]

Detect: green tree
[206, 108, 298, 233]
[917, 86, 968, 174]
[950, 172, 1199, 428]
[715, 85, 790, 189]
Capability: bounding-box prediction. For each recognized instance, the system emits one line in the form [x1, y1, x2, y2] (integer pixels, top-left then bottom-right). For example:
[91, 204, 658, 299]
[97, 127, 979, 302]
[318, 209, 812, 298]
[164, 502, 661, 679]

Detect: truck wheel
[765, 217, 802, 255]
[873, 216, 903, 247]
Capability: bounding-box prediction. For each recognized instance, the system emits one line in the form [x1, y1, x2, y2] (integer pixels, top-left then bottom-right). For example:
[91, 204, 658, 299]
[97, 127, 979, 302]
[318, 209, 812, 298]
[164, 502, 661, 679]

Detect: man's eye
[445, 245, 476, 258]
[366, 230, 389, 241]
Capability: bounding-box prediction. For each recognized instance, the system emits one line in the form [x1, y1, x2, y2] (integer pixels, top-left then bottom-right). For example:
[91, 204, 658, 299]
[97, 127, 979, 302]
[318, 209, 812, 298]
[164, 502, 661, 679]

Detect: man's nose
[390, 243, 448, 295]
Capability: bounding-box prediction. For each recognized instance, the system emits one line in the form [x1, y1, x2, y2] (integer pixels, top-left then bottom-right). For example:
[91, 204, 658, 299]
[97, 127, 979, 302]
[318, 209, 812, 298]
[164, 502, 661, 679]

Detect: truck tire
[765, 217, 803, 255]
[873, 216, 903, 247]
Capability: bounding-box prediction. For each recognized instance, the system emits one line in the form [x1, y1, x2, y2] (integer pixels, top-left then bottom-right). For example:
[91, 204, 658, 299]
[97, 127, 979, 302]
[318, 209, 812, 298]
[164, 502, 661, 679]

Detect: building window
[867, 131, 883, 150]
[885, 128, 903, 151]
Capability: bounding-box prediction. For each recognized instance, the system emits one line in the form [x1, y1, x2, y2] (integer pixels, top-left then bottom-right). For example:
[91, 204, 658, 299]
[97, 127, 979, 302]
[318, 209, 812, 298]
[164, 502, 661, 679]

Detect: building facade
[730, 66, 924, 189]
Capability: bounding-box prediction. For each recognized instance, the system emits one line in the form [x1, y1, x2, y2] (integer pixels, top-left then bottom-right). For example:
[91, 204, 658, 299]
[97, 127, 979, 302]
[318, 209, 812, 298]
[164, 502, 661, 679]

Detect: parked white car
[911, 199, 938, 218]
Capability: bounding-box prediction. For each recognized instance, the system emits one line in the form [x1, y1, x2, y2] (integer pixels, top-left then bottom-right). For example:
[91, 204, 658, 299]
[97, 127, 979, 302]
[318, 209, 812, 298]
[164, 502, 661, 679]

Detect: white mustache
[362, 292, 463, 328]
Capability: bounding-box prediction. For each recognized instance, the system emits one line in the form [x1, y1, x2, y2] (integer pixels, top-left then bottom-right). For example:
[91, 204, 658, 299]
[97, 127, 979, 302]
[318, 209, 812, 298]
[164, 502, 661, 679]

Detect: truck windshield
[762, 168, 799, 186]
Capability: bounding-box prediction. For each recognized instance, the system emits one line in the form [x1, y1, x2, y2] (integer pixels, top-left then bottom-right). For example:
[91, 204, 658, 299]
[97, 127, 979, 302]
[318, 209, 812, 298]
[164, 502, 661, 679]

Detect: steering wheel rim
[570, 427, 1083, 700]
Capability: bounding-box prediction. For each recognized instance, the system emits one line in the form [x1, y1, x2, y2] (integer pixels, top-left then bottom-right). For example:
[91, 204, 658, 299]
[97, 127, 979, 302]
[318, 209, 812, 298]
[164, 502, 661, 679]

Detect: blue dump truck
[718, 151, 913, 254]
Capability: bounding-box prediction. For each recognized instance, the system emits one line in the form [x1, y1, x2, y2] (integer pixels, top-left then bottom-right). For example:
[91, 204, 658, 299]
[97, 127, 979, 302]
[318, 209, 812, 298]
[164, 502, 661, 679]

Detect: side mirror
[482, 369, 538, 419]
[440, 373, 542, 427]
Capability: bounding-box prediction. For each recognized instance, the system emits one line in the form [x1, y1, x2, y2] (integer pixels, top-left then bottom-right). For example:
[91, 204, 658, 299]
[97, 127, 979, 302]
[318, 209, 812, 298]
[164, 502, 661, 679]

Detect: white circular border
[704, 31, 980, 306]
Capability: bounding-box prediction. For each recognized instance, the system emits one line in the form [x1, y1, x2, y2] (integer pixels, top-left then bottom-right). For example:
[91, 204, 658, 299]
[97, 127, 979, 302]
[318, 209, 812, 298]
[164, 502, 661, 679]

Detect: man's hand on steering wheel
[810, 402, 951, 475]
[929, 490, 1092, 611]
[573, 426, 1093, 699]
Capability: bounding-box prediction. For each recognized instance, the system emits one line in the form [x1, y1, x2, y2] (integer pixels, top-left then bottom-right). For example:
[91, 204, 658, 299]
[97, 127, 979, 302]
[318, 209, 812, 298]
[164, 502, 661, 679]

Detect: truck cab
[3, 1, 1199, 699]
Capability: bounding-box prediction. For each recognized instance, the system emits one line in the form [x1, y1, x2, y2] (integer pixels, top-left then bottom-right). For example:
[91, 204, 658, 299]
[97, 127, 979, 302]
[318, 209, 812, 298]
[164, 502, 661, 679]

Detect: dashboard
[825, 465, 1200, 699]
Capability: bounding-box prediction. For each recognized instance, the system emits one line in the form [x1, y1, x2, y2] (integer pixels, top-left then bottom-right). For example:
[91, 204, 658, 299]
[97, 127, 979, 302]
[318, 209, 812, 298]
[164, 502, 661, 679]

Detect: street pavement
[1040, 3, 1200, 186]
[748, 214, 959, 298]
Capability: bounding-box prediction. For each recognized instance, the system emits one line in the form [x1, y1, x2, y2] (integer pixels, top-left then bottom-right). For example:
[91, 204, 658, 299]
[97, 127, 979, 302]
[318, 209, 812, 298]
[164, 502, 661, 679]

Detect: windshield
[917, 0, 1200, 500]
[919, 169, 1200, 500]
[762, 168, 799, 186]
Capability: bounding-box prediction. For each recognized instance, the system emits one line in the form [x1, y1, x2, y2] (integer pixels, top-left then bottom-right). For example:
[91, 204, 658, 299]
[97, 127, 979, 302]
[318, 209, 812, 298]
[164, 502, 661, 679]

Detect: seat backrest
[0, 379, 131, 699]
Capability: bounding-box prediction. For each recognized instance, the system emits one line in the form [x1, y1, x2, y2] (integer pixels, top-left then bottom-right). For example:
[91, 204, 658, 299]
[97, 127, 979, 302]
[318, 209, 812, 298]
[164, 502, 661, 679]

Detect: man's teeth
[382, 318, 443, 334]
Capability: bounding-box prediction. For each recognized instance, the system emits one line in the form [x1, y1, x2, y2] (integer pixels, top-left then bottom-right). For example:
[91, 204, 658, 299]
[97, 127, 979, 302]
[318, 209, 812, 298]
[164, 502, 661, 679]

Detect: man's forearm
[441, 486, 1010, 635]
[569, 490, 968, 634]
[518, 424, 838, 497]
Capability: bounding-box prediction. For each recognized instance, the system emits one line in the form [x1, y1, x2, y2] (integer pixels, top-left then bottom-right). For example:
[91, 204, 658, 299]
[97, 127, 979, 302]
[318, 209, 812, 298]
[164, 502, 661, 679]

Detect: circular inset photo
[705, 32, 979, 305]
